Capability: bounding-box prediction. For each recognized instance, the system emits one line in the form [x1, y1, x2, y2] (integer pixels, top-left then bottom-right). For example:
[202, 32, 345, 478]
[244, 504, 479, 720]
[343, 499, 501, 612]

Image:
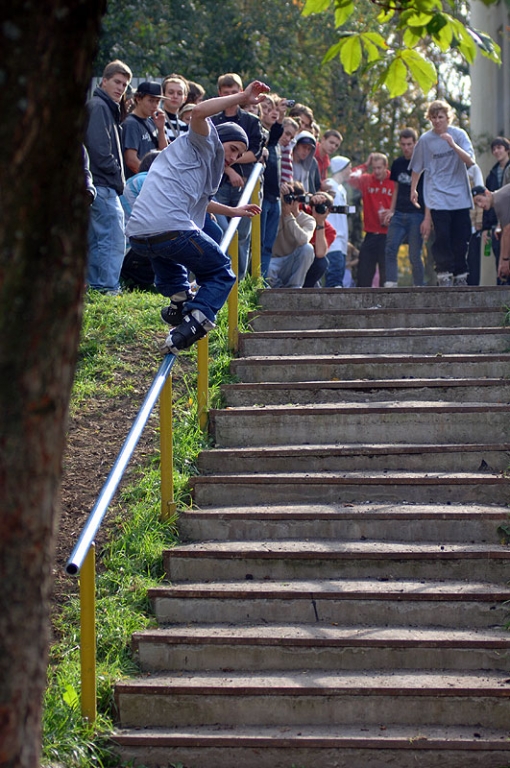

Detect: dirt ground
[53, 358, 170, 611]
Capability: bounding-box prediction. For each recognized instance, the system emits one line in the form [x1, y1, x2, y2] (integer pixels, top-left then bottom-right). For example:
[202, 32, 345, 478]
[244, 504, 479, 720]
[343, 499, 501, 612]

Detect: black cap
[471, 185, 486, 197]
[136, 81, 163, 97]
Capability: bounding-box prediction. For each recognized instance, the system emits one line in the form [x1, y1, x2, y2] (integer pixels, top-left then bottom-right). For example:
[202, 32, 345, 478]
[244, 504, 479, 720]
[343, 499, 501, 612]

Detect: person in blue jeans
[383, 128, 431, 287]
[125, 81, 268, 354]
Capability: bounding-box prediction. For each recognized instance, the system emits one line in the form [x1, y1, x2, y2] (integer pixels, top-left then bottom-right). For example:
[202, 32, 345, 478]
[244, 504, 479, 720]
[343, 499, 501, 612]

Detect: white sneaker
[453, 272, 468, 287]
[436, 272, 453, 287]
[384, 281, 398, 288]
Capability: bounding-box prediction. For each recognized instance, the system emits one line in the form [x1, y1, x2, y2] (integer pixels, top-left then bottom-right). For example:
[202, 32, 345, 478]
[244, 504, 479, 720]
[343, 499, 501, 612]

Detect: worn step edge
[132, 624, 510, 648]
[164, 541, 510, 559]
[211, 401, 510, 416]
[222, 378, 509, 392]
[114, 669, 510, 695]
[147, 577, 510, 600]
[239, 327, 510, 341]
[190, 471, 509, 486]
[231, 352, 510, 366]
[111, 723, 510, 750]
[197, 444, 510, 458]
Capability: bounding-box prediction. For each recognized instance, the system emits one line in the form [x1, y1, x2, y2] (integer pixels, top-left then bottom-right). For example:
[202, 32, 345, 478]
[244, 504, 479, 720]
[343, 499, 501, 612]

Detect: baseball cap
[471, 185, 486, 197]
[330, 155, 351, 174]
[136, 81, 163, 98]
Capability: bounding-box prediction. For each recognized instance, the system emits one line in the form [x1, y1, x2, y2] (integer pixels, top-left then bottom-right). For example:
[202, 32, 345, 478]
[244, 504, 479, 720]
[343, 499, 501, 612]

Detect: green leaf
[302, 0, 332, 17]
[339, 34, 363, 73]
[334, 1, 354, 27]
[322, 39, 345, 64]
[433, 20, 453, 52]
[377, 8, 394, 23]
[384, 57, 408, 97]
[362, 32, 389, 50]
[403, 27, 423, 48]
[467, 26, 502, 63]
[62, 684, 79, 710]
[449, 16, 477, 63]
[361, 36, 383, 63]
[405, 12, 434, 26]
[401, 48, 437, 93]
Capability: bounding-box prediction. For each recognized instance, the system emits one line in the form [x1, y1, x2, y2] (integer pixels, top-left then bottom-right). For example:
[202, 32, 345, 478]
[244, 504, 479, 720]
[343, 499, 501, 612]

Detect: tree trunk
[0, 2, 106, 765]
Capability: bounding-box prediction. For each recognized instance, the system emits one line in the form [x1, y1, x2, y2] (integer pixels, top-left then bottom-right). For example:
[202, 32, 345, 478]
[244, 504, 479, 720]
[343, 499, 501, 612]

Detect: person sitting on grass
[125, 80, 269, 355]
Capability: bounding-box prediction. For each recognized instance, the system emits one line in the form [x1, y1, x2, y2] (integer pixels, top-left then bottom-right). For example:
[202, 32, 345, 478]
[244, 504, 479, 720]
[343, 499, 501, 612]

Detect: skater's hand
[420, 213, 432, 240]
[233, 204, 262, 218]
[410, 189, 420, 209]
[242, 80, 271, 107]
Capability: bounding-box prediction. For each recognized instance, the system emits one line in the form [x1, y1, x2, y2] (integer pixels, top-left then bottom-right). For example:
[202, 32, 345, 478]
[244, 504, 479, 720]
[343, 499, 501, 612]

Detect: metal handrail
[220, 162, 264, 255]
[66, 354, 177, 575]
[65, 161, 264, 722]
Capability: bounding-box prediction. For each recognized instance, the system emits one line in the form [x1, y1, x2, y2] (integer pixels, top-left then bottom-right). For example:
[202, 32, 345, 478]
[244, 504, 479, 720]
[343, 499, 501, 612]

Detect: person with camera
[267, 182, 317, 288]
[302, 193, 337, 287]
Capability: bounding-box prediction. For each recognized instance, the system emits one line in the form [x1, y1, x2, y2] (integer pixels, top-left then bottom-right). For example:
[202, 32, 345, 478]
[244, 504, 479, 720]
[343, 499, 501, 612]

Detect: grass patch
[43, 278, 262, 767]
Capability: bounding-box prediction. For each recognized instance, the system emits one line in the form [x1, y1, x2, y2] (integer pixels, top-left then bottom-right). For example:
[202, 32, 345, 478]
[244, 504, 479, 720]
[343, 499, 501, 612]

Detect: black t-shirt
[390, 154, 424, 213]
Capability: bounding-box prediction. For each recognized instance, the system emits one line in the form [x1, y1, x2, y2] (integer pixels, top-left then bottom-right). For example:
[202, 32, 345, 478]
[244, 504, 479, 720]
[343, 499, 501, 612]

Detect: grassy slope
[43, 280, 260, 767]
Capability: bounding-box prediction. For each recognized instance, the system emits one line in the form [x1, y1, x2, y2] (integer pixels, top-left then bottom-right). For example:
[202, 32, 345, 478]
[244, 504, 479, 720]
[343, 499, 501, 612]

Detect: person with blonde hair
[410, 99, 475, 286]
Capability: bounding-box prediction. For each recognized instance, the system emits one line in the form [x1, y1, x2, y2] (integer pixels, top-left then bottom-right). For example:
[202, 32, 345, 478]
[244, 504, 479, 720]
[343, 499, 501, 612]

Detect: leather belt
[130, 231, 181, 245]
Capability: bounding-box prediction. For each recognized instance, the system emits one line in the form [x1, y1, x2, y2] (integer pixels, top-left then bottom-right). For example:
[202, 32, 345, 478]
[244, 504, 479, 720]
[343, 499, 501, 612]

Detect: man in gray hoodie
[292, 131, 321, 194]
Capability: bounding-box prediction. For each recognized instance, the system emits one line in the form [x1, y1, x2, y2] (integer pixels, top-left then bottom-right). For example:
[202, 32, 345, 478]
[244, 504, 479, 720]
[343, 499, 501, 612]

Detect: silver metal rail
[220, 162, 264, 253]
[66, 353, 177, 575]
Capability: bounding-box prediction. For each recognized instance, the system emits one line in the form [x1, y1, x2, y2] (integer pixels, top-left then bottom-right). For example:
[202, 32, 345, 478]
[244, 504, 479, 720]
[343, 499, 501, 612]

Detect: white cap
[330, 155, 351, 174]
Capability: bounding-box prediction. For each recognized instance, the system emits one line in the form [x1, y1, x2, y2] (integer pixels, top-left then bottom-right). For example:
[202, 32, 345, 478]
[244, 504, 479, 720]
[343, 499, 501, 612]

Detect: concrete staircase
[114, 286, 510, 768]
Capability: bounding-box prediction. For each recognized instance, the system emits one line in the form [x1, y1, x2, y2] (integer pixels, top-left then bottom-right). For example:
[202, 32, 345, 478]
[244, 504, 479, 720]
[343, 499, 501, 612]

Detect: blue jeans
[384, 210, 425, 285]
[87, 186, 126, 291]
[213, 182, 251, 279]
[325, 250, 346, 287]
[267, 243, 315, 288]
[261, 197, 281, 278]
[128, 230, 236, 324]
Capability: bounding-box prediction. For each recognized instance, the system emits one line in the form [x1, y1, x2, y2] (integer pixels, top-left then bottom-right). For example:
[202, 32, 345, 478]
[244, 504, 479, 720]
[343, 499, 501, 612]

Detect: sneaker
[160, 290, 194, 326]
[436, 272, 453, 287]
[160, 310, 215, 355]
[384, 281, 398, 288]
[453, 272, 468, 287]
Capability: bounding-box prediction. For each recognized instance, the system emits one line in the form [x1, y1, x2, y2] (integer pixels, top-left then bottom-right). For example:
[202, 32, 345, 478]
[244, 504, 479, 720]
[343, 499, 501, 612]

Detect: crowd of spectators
[83, 60, 510, 350]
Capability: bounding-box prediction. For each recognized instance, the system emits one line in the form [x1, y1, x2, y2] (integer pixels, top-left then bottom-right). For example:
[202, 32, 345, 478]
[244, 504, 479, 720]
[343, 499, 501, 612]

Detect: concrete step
[221, 378, 510, 406]
[209, 401, 510, 447]
[249, 306, 506, 331]
[113, 723, 510, 768]
[196, 443, 510, 476]
[178, 502, 509, 542]
[147, 579, 510, 629]
[238, 327, 510, 357]
[191, 470, 510, 506]
[114, 670, 510, 730]
[258, 285, 510, 311]
[163, 540, 510, 583]
[133, 624, 510, 672]
[230, 352, 510, 383]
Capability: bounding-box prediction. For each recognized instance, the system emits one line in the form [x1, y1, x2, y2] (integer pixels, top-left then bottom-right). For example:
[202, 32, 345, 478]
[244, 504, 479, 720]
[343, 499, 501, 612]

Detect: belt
[130, 231, 181, 245]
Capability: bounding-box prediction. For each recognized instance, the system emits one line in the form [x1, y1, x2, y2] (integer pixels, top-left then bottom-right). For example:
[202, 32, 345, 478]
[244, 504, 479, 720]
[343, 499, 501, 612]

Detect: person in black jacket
[85, 60, 132, 295]
[482, 137, 510, 281]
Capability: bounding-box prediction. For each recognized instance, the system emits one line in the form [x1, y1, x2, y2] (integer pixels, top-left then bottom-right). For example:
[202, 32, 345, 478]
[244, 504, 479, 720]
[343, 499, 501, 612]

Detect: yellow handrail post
[197, 336, 209, 431]
[228, 230, 239, 353]
[251, 178, 262, 280]
[80, 544, 96, 724]
[160, 373, 176, 520]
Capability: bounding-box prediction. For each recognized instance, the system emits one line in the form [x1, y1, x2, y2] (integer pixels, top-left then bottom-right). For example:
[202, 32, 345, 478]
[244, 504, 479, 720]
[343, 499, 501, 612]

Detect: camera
[283, 193, 311, 205]
[329, 205, 356, 214]
[312, 201, 356, 214]
[286, 99, 296, 108]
